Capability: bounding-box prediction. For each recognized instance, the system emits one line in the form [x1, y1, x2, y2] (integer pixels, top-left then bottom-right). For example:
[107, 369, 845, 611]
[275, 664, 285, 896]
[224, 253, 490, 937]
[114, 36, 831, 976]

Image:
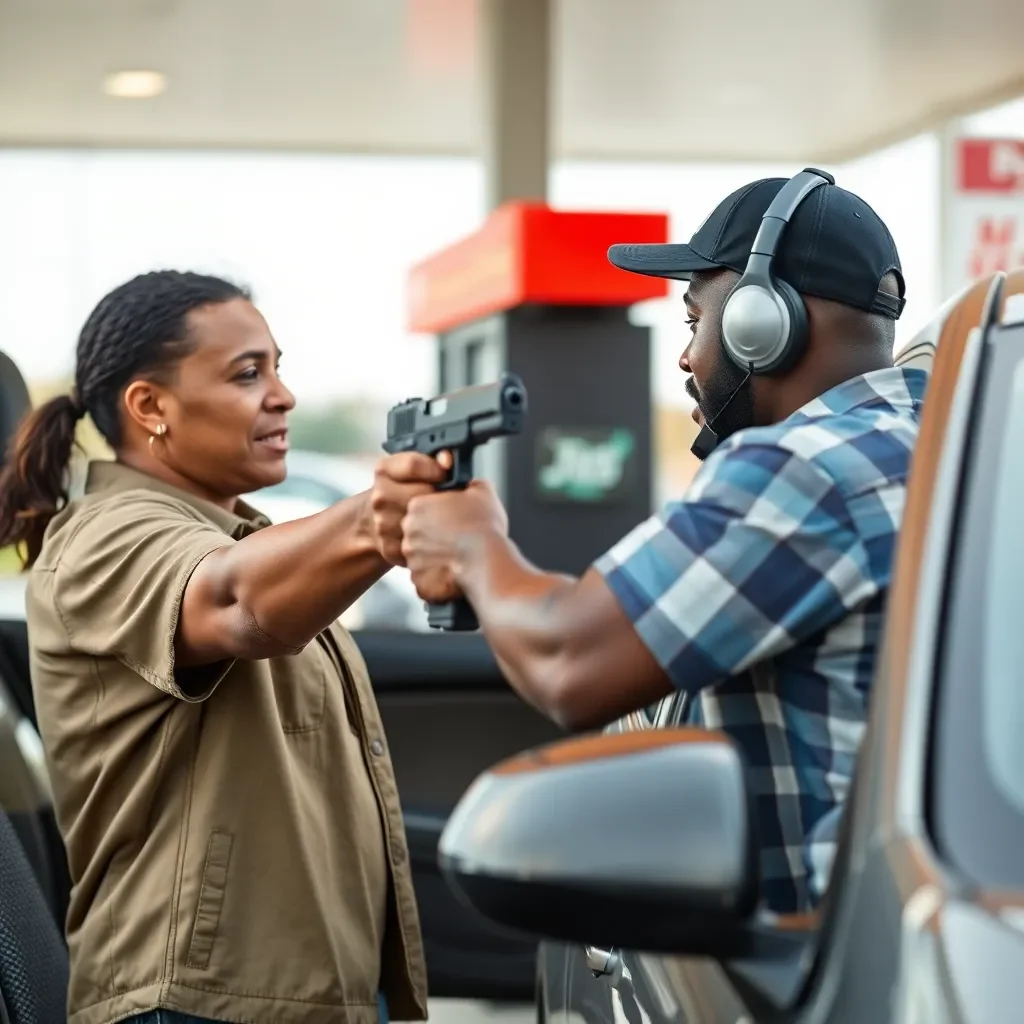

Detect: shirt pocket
[267, 638, 330, 734]
[186, 830, 234, 970]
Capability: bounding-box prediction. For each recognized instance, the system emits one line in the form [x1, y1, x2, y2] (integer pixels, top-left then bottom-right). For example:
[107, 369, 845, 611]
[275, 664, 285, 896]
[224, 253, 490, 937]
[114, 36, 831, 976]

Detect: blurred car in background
[245, 449, 374, 524]
[245, 449, 426, 632]
[0, 577, 25, 620]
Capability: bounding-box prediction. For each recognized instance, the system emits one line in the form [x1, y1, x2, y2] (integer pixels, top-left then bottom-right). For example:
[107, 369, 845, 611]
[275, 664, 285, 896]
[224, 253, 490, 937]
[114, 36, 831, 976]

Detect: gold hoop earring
[149, 423, 168, 452]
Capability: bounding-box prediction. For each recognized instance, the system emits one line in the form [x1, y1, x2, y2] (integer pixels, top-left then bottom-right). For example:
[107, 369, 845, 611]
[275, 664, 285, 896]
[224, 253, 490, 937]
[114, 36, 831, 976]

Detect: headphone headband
[719, 167, 835, 377]
[747, 168, 834, 272]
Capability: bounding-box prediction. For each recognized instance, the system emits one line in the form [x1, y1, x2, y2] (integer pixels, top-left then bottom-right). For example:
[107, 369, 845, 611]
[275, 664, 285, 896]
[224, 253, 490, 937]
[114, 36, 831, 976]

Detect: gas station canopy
[1, 0, 1023, 164]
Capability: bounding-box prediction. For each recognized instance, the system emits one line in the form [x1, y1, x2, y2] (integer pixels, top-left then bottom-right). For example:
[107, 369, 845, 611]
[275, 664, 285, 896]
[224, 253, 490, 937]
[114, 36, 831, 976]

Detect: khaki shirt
[25, 461, 428, 1024]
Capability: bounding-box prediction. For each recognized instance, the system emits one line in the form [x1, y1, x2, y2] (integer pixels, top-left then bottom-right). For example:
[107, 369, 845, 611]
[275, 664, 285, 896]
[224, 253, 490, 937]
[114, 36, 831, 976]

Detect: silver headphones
[720, 167, 835, 375]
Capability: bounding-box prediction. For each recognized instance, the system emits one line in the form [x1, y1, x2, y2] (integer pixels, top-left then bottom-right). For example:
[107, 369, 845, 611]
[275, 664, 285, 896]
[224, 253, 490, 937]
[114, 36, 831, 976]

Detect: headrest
[0, 351, 31, 461]
[894, 272, 1013, 377]
[894, 269, 1024, 387]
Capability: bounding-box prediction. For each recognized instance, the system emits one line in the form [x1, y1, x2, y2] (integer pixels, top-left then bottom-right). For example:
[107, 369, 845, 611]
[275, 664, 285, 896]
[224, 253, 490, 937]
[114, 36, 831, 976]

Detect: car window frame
[929, 319, 1024, 890]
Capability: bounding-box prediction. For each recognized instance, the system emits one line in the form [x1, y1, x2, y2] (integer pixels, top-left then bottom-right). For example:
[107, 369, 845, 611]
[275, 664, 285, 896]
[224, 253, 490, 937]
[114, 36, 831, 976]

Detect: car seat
[0, 808, 68, 1023]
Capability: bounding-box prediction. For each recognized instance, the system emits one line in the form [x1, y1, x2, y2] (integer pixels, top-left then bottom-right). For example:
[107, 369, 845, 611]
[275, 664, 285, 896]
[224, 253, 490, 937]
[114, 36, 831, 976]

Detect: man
[375, 171, 928, 914]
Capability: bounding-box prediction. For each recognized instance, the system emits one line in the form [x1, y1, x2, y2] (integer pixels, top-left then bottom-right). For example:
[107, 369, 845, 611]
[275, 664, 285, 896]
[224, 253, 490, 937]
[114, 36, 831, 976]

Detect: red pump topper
[407, 202, 670, 577]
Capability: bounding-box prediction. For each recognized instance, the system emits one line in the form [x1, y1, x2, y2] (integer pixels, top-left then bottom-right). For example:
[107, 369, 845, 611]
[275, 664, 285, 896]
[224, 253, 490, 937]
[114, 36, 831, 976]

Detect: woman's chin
[241, 459, 288, 492]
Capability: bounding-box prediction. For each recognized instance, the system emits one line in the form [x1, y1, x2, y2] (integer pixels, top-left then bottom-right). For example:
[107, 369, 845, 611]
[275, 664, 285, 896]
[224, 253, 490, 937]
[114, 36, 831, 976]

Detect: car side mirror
[438, 728, 760, 955]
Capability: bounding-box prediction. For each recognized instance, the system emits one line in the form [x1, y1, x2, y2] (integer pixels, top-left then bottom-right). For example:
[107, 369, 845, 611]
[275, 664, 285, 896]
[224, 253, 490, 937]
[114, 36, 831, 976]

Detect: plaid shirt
[595, 367, 928, 914]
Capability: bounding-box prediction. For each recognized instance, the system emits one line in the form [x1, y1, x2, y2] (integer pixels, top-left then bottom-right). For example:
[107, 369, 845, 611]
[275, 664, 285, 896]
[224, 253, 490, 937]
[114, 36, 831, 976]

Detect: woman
[0, 270, 447, 1024]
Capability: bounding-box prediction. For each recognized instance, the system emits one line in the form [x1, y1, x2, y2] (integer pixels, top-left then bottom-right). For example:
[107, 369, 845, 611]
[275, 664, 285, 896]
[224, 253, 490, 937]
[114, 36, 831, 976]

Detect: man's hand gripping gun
[382, 373, 528, 631]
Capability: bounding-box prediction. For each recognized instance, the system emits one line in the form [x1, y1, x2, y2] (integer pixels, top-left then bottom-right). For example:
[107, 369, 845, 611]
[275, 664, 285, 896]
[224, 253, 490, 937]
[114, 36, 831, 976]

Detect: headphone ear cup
[759, 279, 808, 375]
[720, 280, 786, 373]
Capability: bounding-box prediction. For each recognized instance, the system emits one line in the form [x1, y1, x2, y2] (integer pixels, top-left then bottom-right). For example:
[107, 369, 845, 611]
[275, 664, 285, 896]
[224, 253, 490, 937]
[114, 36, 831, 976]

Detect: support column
[480, 0, 551, 210]
[938, 117, 963, 301]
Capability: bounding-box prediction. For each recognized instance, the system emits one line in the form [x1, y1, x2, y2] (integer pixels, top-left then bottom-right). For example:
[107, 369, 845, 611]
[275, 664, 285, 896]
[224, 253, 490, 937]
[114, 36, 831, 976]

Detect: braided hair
[0, 270, 250, 567]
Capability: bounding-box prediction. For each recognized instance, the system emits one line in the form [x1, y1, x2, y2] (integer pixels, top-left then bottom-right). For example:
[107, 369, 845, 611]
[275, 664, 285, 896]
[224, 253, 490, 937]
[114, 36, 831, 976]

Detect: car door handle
[585, 945, 622, 978]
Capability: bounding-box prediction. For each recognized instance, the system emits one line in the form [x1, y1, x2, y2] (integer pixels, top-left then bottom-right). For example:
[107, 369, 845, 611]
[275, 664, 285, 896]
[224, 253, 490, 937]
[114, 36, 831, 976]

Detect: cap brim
[607, 243, 721, 281]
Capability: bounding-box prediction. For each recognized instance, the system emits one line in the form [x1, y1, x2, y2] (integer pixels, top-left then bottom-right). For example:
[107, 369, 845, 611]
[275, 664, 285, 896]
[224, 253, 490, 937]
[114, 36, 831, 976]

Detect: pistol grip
[424, 445, 478, 629]
[426, 598, 479, 632]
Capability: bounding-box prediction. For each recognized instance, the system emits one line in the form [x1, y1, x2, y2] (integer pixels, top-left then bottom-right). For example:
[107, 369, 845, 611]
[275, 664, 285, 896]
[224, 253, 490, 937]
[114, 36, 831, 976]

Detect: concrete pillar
[938, 118, 963, 301]
[480, 0, 551, 210]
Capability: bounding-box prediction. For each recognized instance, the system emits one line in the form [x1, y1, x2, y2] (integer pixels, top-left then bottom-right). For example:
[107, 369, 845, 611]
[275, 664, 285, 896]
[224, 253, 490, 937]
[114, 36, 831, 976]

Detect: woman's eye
[236, 366, 259, 382]
[685, 317, 698, 330]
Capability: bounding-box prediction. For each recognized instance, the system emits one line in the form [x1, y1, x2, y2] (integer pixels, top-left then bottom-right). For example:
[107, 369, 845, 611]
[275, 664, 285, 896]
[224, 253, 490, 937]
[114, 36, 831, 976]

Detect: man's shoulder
[693, 419, 843, 501]
[711, 399, 920, 501]
[686, 426, 851, 527]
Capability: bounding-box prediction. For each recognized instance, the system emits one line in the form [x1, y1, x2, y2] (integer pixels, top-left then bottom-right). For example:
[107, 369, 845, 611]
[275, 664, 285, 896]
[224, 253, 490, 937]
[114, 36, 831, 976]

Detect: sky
[0, 97, 1022, 412]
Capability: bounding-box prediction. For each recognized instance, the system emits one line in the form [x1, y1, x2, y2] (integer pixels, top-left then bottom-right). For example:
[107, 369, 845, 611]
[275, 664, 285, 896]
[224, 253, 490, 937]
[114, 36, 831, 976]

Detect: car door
[778, 272, 1024, 1022]
[0, 349, 563, 1003]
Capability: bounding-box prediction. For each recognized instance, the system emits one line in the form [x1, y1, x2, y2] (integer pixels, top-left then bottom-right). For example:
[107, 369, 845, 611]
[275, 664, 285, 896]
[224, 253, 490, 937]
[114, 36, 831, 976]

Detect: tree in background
[287, 396, 391, 455]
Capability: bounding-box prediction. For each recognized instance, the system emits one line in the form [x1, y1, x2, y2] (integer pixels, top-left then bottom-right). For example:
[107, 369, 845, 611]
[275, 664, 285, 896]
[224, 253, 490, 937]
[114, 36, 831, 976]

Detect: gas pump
[407, 202, 669, 576]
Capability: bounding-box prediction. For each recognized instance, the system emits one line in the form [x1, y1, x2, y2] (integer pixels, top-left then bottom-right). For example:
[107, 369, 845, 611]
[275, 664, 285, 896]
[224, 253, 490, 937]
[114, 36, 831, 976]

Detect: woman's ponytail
[0, 394, 84, 568]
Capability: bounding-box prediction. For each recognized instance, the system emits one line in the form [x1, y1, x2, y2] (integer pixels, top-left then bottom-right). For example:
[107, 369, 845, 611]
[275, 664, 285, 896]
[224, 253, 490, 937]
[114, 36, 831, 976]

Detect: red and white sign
[944, 138, 1024, 297]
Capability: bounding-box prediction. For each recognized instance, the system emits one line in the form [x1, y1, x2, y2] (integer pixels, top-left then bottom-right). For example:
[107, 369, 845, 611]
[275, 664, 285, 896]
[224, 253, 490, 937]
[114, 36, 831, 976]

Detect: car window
[982, 358, 1024, 814]
[932, 326, 1024, 889]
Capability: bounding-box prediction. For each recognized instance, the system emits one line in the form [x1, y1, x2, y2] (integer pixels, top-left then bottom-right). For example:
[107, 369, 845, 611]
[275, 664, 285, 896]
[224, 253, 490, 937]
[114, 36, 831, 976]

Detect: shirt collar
[84, 460, 272, 539]
[794, 366, 929, 421]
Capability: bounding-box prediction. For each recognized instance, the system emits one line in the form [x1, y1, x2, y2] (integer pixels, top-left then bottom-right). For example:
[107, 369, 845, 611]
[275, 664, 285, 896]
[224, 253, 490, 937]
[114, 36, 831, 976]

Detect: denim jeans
[127, 994, 388, 1024]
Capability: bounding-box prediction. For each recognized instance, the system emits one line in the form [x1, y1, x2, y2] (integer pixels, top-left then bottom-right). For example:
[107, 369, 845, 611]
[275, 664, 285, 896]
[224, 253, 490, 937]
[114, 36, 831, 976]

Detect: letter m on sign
[968, 217, 1017, 277]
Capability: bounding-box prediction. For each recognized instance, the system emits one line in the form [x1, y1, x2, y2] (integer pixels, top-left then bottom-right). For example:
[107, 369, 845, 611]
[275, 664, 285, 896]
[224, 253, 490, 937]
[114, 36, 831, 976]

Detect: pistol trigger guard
[438, 447, 472, 492]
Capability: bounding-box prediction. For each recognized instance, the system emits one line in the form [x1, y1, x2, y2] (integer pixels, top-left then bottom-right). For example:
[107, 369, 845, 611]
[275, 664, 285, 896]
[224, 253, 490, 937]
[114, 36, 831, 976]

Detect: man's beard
[686, 350, 755, 445]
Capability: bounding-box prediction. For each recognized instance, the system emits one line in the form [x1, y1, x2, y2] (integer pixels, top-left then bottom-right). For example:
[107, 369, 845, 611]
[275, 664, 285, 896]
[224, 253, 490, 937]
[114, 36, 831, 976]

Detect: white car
[0, 575, 26, 621]
[245, 450, 427, 632]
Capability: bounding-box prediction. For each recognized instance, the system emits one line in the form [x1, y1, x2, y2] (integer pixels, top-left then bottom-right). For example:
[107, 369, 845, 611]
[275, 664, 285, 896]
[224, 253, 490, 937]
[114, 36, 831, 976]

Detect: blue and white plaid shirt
[595, 367, 928, 914]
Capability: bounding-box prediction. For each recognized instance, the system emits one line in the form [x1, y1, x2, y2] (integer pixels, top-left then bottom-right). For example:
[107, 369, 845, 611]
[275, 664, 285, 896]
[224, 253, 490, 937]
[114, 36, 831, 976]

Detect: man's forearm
[456, 531, 581, 725]
[216, 491, 388, 652]
[451, 528, 674, 732]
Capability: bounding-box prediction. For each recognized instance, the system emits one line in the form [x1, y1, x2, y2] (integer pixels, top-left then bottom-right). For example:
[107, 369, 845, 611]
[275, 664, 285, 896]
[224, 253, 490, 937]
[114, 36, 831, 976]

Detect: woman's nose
[269, 380, 296, 411]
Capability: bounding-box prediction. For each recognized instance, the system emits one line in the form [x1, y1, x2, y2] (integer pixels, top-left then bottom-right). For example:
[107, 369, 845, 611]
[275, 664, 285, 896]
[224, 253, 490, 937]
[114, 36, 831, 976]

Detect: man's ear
[122, 379, 169, 436]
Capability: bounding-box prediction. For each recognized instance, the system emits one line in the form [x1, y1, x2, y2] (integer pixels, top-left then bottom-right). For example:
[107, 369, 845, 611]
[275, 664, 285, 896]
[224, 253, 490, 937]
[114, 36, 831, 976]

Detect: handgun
[383, 372, 528, 631]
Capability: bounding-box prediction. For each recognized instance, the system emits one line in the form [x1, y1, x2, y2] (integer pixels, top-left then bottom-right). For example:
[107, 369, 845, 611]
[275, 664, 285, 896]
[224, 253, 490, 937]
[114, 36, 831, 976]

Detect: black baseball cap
[608, 173, 906, 319]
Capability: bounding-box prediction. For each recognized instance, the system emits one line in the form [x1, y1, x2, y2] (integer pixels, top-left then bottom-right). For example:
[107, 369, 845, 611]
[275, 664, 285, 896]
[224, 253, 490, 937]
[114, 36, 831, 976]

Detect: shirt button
[370, 739, 385, 756]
